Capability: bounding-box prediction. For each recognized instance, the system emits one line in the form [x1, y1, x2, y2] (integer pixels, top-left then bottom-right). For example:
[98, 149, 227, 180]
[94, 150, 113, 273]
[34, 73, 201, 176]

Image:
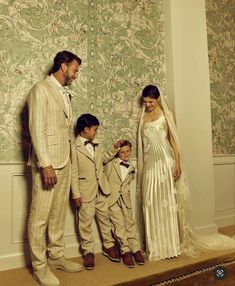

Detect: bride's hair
[140, 85, 160, 105]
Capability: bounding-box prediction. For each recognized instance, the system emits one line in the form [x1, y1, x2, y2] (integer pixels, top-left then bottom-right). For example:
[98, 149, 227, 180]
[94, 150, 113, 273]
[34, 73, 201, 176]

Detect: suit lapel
[122, 162, 135, 183]
[75, 137, 95, 162]
[45, 76, 71, 120]
[113, 158, 122, 182]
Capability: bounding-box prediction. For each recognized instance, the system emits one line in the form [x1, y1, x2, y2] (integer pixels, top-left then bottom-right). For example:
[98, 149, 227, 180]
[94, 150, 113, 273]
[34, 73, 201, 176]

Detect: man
[27, 51, 82, 286]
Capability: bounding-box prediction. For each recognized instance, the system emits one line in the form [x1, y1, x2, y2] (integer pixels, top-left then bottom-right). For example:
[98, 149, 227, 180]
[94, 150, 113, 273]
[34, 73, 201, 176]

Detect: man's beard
[64, 74, 72, 86]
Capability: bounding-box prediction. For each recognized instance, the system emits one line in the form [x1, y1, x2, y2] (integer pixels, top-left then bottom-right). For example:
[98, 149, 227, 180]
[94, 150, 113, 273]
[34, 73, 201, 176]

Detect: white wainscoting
[0, 161, 137, 271]
[0, 157, 234, 271]
[213, 156, 235, 227]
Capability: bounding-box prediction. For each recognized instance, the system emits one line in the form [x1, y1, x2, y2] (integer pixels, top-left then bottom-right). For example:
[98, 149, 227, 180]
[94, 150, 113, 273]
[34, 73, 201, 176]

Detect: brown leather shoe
[102, 246, 120, 262]
[83, 253, 95, 270]
[122, 252, 135, 268]
[133, 251, 145, 265]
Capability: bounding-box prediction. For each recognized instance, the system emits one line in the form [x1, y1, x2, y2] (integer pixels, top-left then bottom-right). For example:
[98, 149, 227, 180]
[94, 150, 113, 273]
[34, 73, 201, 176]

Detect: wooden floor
[0, 226, 234, 286]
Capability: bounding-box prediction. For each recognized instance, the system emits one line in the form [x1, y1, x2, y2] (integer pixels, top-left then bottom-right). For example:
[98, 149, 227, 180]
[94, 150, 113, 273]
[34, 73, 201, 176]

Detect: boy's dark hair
[76, 113, 100, 134]
[48, 50, 82, 75]
[120, 140, 132, 149]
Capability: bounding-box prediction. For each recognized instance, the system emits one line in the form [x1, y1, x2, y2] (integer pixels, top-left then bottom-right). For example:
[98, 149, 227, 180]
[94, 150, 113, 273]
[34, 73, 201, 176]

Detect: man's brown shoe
[83, 253, 95, 270]
[133, 251, 145, 265]
[102, 246, 120, 262]
[122, 252, 135, 268]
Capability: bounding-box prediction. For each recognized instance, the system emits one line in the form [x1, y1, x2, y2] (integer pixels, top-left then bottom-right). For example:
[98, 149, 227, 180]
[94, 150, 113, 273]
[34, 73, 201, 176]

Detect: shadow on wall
[18, 101, 32, 266]
[20, 102, 31, 162]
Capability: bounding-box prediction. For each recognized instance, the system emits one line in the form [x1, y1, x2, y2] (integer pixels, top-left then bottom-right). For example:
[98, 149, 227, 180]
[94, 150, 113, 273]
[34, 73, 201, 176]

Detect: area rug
[114, 252, 235, 286]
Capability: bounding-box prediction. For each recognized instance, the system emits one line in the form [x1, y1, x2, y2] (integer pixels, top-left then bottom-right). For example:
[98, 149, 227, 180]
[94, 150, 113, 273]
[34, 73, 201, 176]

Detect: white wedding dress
[137, 96, 235, 261]
[142, 113, 181, 260]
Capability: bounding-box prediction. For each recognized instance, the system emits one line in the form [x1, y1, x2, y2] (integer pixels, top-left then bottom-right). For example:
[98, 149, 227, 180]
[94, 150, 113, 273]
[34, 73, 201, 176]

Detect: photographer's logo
[213, 266, 226, 280]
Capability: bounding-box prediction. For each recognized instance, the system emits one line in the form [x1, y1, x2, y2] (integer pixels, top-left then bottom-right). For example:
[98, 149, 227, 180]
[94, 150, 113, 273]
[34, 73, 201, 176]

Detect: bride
[137, 85, 235, 261]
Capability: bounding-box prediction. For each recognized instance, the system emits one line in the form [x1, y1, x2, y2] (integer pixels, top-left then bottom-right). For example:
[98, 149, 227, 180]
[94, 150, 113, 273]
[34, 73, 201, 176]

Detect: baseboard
[215, 214, 235, 228]
[0, 240, 102, 271]
[194, 223, 218, 235]
[0, 252, 31, 271]
[64, 240, 102, 258]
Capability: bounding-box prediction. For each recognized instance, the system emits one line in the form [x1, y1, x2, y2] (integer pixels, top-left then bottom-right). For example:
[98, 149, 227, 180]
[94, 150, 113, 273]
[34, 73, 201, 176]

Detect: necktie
[84, 140, 98, 148]
[60, 87, 71, 116]
[120, 161, 130, 168]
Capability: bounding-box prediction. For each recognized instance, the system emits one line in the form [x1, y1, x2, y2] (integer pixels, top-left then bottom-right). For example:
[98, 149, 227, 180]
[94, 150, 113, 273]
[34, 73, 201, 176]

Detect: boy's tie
[120, 161, 130, 168]
[84, 140, 98, 148]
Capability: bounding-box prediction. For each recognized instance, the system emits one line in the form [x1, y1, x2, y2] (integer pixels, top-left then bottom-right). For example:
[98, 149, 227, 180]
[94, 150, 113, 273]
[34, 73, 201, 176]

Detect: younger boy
[104, 140, 145, 268]
[71, 113, 123, 270]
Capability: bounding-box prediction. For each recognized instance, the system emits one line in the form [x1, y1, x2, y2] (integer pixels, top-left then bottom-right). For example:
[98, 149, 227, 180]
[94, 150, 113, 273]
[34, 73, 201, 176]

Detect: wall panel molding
[213, 155, 235, 227]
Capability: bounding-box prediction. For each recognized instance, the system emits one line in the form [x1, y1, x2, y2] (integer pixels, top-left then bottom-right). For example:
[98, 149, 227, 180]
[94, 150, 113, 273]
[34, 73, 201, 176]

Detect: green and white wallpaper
[0, 0, 234, 162]
[0, 0, 165, 162]
[206, 0, 235, 155]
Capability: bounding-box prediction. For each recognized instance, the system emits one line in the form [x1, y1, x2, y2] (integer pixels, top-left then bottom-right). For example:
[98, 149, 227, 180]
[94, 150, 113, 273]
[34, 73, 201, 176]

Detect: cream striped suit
[104, 158, 140, 254]
[27, 76, 73, 271]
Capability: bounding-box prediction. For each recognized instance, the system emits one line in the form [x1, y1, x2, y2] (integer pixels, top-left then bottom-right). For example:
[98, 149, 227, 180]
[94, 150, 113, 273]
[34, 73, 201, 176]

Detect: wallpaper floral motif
[0, 0, 88, 161]
[206, 0, 235, 155]
[86, 0, 165, 148]
[0, 0, 165, 162]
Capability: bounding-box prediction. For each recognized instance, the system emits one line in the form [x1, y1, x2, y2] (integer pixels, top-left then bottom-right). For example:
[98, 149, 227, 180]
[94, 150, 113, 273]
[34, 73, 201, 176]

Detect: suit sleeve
[101, 146, 118, 164]
[28, 83, 52, 168]
[103, 161, 112, 179]
[71, 143, 81, 199]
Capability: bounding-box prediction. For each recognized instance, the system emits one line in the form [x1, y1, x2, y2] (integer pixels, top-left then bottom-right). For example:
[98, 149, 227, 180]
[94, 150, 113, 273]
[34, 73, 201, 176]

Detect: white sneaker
[33, 265, 60, 286]
[48, 256, 82, 273]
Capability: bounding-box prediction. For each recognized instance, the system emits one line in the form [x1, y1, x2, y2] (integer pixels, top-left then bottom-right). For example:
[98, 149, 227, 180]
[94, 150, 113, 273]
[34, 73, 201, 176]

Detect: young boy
[104, 140, 145, 268]
[71, 113, 123, 270]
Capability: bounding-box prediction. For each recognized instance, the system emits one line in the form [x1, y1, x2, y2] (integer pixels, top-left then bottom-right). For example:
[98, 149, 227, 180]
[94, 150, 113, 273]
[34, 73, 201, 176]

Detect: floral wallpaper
[206, 0, 235, 155]
[0, 0, 165, 162]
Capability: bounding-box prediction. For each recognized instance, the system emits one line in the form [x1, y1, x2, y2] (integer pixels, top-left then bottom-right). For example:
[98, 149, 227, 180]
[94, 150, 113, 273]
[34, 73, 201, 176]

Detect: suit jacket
[104, 158, 135, 208]
[71, 137, 118, 202]
[27, 76, 73, 169]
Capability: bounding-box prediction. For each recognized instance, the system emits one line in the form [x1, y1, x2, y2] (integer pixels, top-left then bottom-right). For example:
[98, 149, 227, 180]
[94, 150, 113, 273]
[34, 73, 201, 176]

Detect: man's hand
[74, 197, 82, 209]
[41, 165, 57, 189]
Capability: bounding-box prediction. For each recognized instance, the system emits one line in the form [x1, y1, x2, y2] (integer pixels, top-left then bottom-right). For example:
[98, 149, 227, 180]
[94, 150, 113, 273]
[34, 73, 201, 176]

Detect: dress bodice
[142, 114, 174, 166]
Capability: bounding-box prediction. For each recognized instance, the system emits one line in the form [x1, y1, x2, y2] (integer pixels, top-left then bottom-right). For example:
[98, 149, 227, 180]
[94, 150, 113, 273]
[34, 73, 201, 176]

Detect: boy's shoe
[83, 253, 95, 270]
[122, 252, 135, 268]
[133, 251, 145, 265]
[33, 265, 60, 286]
[48, 256, 82, 272]
[102, 246, 121, 262]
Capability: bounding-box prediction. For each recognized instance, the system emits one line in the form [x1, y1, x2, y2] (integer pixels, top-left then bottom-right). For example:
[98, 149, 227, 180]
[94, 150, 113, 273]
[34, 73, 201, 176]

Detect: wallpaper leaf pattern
[1, 1, 232, 161]
[206, 0, 235, 155]
[0, 0, 165, 162]
[87, 0, 165, 149]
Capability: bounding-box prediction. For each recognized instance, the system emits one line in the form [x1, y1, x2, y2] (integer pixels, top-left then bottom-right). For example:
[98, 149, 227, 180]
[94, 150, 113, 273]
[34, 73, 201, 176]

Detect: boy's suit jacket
[104, 157, 135, 208]
[27, 76, 73, 169]
[71, 137, 118, 202]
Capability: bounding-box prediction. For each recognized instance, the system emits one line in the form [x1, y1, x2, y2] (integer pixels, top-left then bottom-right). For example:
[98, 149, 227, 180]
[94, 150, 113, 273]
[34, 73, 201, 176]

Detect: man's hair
[48, 50, 82, 75]
[76, 114, 100, 134]
[119, 140, 132, 149]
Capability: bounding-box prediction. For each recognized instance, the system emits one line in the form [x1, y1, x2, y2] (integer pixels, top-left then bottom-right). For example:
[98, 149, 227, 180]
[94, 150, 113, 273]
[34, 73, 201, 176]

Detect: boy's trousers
[77, 192, 114, 254]
[109, 196, 140, 254]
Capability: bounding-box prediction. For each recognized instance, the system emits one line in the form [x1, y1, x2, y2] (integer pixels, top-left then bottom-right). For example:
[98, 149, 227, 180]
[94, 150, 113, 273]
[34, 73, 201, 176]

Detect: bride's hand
[173, 164, 181, 181]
